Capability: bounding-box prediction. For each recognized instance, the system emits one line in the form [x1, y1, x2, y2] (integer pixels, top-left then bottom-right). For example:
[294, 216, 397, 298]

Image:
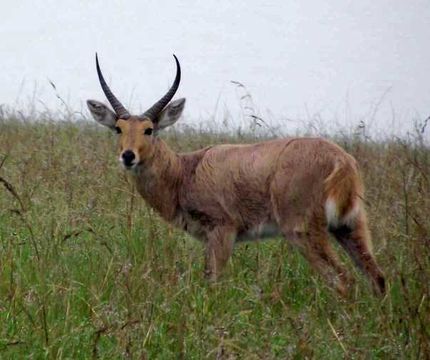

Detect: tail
[324, 157, 364, 230]
[324, 157, 385, 295]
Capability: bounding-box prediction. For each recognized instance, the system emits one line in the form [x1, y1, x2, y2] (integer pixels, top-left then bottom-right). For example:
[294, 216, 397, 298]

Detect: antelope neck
[132, 138, 182, 221]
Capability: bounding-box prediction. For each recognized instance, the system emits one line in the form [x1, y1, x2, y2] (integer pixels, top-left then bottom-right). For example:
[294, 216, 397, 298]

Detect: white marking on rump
[325, 197, 339, 227]
[325, 197, 360, 228]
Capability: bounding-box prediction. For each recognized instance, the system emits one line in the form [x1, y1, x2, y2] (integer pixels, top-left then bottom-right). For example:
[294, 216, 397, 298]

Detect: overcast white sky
[1, 1, 429, 134]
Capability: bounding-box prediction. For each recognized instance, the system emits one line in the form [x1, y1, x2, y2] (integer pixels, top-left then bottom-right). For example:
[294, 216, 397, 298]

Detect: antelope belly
[236, 222, 281, 242]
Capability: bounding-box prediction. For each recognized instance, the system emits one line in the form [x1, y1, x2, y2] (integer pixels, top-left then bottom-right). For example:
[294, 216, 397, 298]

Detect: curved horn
[95, 53, 130, 119]
[141, 54, 181, 121]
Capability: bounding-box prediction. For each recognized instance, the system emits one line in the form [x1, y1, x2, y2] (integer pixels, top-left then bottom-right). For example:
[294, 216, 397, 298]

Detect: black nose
[122, 150, 135, 167]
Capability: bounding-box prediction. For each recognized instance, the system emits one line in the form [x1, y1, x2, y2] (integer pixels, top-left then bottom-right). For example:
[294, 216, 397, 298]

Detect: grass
[0, 113, 429, 359]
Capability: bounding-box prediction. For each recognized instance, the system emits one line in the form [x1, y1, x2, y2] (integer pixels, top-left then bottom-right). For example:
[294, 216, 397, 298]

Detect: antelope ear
[154, 98, 186, 132]
[87, 100, 118, 130]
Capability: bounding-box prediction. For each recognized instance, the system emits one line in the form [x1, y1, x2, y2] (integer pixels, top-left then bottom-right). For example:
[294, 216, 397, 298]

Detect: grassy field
[0, 114, 429, 359]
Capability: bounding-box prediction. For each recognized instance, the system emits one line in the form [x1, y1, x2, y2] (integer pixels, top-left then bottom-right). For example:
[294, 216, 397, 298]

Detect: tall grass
[0, 109, 429, 358]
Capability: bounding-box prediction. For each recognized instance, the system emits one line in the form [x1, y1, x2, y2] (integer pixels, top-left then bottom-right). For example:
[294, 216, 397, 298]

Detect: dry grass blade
[327, 318, 347, 355]
[0, 175, 26, 211]
[0, 155, 7, 170]
[62, 227, 95, 243]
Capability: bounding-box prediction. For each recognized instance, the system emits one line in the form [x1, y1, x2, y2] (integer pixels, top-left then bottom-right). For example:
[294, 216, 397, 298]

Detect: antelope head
[87, 54, 186, 169]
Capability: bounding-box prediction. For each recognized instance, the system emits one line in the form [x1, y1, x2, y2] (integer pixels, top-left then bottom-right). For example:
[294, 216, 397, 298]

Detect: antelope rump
[87, 54, 385, 296]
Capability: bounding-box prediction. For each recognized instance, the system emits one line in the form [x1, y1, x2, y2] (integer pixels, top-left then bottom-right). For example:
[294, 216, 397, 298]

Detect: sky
[1, 1, 429, 135]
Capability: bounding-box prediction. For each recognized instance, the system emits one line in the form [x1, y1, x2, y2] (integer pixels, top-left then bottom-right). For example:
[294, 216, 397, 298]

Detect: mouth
[123, 163, 138, 170]
[119, 159, 138, 170]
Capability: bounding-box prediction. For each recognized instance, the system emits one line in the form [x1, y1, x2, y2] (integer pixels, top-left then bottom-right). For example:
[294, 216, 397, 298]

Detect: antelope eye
[144, 128, 153, 136]
[115, 126, 121, 134]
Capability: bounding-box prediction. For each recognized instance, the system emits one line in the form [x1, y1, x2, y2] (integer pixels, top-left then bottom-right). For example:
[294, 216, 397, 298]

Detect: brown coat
[124, 134, 385, 296]
[87, 73, 385, 296]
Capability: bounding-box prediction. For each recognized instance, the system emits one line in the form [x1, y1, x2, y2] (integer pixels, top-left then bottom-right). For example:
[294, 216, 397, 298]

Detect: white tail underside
[325, 197, 360, 228]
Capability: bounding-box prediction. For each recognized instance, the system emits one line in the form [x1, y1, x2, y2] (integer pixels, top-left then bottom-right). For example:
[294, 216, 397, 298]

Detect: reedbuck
[87, 54, 385, 296]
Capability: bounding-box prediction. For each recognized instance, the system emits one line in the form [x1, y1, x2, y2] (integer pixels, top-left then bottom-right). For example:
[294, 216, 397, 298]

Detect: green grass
[0, 117, 429, 358]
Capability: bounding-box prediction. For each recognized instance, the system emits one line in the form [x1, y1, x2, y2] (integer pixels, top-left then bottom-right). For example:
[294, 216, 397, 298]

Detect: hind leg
[283, 216, 353, 296]
[330, 212, 385, 295]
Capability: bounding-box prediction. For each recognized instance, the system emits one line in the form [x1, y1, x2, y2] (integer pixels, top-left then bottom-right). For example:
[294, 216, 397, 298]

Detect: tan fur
[324, 153, 363, 222]
[87, 57, 385, 296]
[113, 126, 385, 295]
